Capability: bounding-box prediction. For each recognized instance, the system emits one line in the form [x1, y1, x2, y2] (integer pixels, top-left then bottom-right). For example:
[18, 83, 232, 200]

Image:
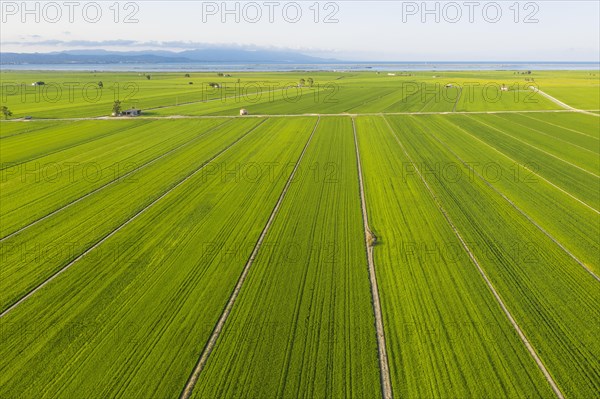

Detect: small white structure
[445, 84, 453, 88]
[500, 84, 509, 92]
[123, 109, 141, 117]
[31, 81, 45, 86]
[240, 109, 248, 116]
[387, 73, 397, 76]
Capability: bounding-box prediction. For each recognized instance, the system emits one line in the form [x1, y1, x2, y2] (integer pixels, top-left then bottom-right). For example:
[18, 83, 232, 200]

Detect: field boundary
[427, 123, 600, 282]
[3, 108, 600, 124]
[530, 87, 599, 117]
[0, 119, 234, 242]
[0, 119, 268, 318]
[382, 116, 565, 399]
[178, 117, 321, 399]
[352, 118, 393, 399]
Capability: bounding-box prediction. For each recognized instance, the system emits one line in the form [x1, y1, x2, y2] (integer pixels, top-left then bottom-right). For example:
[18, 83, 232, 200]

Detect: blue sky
[1, 1, 599, 61]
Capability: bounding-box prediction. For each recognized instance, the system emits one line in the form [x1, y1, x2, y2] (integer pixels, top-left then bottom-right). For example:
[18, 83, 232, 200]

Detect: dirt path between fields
[178, 117, 321, 399]
[382, 116, 565, 399]
[2, 108, 598, 124]
[352, 118, 393, 399]
[531, 87, 599, 117]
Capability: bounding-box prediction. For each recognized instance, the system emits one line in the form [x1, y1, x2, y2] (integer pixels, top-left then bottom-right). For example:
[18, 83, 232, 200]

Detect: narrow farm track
[382, 116, 566, 399]
[440, 117, 600, 215]
[0, 120, 232, 242]
[0, 119, 267, 318]
[178, 117, 321, 399]
[532, 87, 599, 117]
[351, 118, 393, 399]
[2, 108, 599, 124]
[468, 116, 600, 178]
[426, 127, 600, 283]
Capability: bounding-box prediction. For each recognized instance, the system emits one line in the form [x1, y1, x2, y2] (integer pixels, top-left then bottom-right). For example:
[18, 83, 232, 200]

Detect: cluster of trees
[2, 106, 12, 119]
[112, 100, 122, 115]
[299, 78, 314, 87]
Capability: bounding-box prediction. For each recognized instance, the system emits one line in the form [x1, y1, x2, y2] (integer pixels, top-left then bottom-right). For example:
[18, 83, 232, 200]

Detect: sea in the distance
[3, 62, 599, 72]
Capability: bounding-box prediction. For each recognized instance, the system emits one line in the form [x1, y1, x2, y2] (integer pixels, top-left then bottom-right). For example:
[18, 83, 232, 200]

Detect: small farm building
[123, 109, 142, 117]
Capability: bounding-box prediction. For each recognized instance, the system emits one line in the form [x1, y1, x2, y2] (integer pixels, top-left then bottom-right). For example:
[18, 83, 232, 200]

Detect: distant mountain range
[0, 49, 336, 64]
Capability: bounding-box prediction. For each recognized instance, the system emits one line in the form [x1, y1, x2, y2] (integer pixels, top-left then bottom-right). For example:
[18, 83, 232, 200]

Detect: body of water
[2, 62, 599, 72]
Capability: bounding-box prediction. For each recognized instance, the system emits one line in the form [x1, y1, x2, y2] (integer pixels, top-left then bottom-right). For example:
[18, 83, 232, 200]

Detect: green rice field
[1, 70, 598, 399]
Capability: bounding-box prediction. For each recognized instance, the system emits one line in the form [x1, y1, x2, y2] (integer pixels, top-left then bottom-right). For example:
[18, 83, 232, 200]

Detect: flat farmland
[1, 70, 572, 119]
[0, 117, 318, 398]
[355, 116, 555, 398]
[1, 70, 598, 399]
[190, 117, 381, 399]
[386, 114, 599, 398]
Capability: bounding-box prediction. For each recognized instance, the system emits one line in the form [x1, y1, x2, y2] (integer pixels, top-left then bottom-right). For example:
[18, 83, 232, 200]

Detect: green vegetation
[355, 116, 555, 397]
[0, 70, 598, 398]
[1, 70, 578, 119]
[386, 115, 600, 398]
[192, 117, 381, 398]
[0, 117, 317, 398]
